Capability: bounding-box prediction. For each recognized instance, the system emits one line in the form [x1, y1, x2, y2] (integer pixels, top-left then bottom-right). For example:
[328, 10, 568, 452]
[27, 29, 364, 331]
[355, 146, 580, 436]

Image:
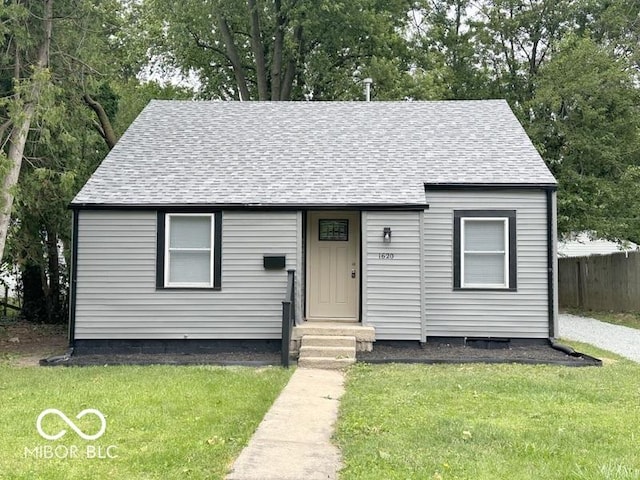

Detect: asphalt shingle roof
[72, 100, 556, 207]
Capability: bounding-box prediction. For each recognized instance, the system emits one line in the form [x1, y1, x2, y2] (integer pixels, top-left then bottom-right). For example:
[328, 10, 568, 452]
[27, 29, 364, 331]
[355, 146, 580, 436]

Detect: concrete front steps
[292, 322, 375, 370]
[298, 335, 356, 369]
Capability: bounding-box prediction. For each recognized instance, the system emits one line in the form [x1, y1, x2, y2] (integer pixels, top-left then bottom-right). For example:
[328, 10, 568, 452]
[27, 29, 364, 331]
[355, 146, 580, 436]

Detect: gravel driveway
[559, 313, 640, 363]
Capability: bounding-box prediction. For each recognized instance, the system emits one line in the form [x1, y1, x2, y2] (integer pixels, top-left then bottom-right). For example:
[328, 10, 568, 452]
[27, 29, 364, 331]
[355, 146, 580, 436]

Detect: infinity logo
[36, 409, 107, 441]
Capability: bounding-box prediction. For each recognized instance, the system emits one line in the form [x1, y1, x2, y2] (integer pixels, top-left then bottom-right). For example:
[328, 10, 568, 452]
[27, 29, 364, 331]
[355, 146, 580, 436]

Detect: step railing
[281, 269, 296, 367]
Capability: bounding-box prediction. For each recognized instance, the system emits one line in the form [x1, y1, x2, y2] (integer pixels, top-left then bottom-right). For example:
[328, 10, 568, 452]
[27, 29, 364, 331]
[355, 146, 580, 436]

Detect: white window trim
[460, 217, 509, 289]
[164, 213, 215, 288]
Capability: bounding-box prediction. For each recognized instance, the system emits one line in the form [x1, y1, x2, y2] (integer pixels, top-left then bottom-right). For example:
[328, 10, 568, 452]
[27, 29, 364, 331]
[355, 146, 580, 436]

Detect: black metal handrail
[281, 269, 296, 367]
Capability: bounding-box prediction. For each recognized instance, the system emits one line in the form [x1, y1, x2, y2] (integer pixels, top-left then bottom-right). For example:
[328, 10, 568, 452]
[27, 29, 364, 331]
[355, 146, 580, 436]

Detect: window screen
[463, 220, 506, 286]
[166, 215, 213, 286]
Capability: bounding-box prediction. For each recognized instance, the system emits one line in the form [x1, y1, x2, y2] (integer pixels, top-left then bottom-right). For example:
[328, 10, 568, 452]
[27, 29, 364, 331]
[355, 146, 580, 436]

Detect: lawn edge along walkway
[226, 368, 345, 480]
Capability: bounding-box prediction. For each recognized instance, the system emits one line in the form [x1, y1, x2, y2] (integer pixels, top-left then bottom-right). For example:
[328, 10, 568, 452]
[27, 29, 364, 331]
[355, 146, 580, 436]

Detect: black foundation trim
[72, 339, 281, 355]
[423, 337, 549, 346]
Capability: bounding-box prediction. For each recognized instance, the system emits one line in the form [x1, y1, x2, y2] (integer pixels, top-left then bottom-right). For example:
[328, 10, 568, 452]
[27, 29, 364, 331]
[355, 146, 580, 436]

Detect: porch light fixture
[383, 227, 392, 243]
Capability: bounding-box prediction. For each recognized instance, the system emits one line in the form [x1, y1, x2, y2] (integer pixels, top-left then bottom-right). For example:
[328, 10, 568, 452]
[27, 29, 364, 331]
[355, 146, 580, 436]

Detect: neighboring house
[558, 232, 638, 258]
[69, 100, 558, 354]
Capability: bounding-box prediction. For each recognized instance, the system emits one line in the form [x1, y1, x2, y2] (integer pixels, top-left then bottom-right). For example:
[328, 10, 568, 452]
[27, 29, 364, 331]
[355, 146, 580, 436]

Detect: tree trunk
[0, 0, 53, 264]
[270, 0, 285, 100]
[247, 0, 268, 100]
[217, 14, 251, 101]
[281, 25, 303, 101]
[22, 263, 47, 323]
[83, 93, 118, 149]
[45, 228, 62, 323]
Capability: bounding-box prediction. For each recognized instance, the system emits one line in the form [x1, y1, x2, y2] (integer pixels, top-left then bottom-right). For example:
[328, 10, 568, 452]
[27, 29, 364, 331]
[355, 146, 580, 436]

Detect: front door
[306, 211, 360, 321]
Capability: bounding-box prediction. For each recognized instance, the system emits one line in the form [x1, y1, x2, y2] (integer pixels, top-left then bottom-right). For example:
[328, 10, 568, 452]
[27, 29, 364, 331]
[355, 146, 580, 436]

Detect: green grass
[0, 363, 292, 480]
[563, 308, 640, 330]
[337, 350, 640, 480]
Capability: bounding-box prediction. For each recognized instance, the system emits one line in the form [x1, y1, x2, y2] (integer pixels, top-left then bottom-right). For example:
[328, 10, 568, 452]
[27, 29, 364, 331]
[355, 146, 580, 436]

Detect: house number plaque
[378, 253, 395, 260]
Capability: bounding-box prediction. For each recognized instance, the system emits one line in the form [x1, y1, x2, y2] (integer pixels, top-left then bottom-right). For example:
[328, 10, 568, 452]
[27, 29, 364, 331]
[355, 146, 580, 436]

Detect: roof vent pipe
[363, 78, 373, 102]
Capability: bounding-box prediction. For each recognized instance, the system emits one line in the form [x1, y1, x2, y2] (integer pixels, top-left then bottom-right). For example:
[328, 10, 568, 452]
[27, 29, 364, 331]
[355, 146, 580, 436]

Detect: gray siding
[424, 190, 549, 338]
[75, 210, 298, 339]
[362, 212, 422, 340]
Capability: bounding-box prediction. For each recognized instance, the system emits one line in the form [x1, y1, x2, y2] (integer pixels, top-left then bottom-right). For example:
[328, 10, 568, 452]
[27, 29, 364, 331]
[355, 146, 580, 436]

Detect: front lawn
[0, 363, 292, 479]
[337, 343, 640, 479]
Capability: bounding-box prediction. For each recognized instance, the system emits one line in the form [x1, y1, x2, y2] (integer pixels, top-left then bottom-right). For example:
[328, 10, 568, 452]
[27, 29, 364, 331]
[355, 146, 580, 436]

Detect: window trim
[453, 210, 516, 291]
[156, 211, 222, 290]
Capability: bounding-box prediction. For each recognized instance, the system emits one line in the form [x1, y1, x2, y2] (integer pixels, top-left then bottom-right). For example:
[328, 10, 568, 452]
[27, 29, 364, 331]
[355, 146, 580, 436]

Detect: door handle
[351, 269, 356, 278]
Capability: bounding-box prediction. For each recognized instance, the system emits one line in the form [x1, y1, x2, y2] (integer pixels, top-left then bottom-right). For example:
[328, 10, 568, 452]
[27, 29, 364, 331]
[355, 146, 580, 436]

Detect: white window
[461, 218, 508, 288]
[164, 214, 214, 288]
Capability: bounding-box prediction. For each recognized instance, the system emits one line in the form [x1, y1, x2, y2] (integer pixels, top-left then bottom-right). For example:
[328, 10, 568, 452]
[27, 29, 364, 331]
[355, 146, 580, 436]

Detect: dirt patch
[62, 341, 599, 368]
[0, 322, 67, 366]
[357, 341, 601, 366]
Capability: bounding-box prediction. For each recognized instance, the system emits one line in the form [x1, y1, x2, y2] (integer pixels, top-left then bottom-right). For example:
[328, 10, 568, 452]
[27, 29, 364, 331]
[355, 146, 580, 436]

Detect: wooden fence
[558, 251, 640, 311]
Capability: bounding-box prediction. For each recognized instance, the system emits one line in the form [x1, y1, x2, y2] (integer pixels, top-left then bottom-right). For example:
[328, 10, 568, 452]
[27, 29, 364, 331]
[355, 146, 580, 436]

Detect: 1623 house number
[378, 253, 395, 260]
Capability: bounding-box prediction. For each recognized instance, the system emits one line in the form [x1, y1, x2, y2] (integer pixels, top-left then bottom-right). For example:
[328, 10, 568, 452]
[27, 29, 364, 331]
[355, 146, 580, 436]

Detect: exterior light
[383, 227, 392, 243]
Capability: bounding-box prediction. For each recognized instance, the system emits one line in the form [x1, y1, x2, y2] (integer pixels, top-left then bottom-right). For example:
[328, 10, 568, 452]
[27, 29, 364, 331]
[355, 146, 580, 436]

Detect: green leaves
[525, 35, 640, 241]
[140, 0, 410, 100]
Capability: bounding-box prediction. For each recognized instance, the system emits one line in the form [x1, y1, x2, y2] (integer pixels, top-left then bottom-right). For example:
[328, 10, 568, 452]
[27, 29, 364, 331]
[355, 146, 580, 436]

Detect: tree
[410, 0, 496, 100]
[525, 35, 640, 240]
[0, 0, 189, 322]
[576, 0, 640, 71]
[0, 0, 54, 267]
[475, 0, 576, 103]
[141, 0, 410, 100]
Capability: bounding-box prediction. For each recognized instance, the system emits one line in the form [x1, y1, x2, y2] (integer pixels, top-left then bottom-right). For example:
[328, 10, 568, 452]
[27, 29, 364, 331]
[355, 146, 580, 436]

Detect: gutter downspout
[545, 187, 556, 338]
[68, 208, 79, 351]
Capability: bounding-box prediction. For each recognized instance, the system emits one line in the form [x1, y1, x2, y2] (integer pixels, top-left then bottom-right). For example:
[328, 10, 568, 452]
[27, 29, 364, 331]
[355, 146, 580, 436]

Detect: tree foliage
[526, 35, 640, 241]
[141, 0, 411, 100]
[411, 0, 640, 242]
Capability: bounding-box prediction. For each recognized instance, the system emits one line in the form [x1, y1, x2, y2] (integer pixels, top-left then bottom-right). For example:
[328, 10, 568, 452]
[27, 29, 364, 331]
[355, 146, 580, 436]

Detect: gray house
[69, 100, 558, 363]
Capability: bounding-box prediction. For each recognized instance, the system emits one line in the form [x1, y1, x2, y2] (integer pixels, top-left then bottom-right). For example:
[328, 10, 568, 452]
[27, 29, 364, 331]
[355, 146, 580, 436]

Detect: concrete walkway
[559, 313, 640, 363]
[226, 368, 345, 480]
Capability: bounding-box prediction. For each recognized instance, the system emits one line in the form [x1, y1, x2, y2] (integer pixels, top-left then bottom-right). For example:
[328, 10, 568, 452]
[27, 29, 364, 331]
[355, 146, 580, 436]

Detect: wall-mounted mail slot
[263, 255, 286, 270]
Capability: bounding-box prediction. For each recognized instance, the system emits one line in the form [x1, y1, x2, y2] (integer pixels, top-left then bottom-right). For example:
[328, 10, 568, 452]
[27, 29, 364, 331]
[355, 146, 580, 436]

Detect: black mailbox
[263, 255, 286, 270]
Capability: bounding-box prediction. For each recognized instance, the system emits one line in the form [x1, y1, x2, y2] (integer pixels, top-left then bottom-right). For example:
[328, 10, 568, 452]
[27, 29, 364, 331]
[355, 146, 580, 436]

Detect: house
[69, 100, 558, 360]
[558, 231, 638, 258]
